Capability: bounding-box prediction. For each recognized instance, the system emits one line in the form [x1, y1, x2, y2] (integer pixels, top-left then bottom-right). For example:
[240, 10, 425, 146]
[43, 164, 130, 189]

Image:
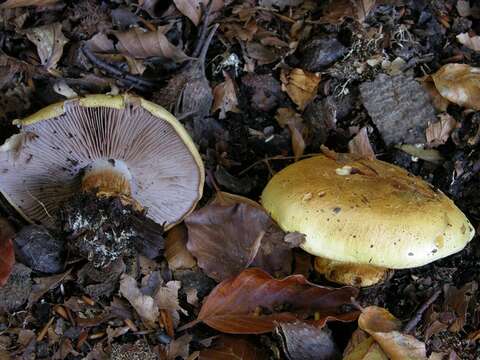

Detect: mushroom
[261, 153, 475, 287]
[0, 94, 204, 267]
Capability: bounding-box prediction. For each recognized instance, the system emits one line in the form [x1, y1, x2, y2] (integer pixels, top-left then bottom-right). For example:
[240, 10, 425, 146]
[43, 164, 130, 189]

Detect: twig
[198, 24, 219, 70]
[81, 46, 156, 91]
[192, 0, 214, 58]
[238, 153, 320, 176]
[403, 289, 442, 334]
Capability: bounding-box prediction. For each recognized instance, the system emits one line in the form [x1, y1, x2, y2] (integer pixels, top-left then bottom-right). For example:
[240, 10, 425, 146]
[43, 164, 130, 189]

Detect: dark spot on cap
[370, 244, 374, 248]
[333, 207, 341, 214]
[408, 252, 414, 256]
[432, 249, 437, 253]
[108, 159, 116, 166]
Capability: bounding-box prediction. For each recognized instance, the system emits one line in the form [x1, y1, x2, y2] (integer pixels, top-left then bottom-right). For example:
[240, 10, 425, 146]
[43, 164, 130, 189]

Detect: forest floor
[0, 0, 480, 359]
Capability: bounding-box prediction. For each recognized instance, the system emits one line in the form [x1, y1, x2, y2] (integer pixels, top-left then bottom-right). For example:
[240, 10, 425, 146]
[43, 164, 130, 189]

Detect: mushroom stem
[314, 257, 389, 287]
[81, 159, 133, 198]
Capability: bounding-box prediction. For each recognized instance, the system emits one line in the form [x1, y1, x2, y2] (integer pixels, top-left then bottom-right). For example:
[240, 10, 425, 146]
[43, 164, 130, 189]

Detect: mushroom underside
[0, 100, 202, 228]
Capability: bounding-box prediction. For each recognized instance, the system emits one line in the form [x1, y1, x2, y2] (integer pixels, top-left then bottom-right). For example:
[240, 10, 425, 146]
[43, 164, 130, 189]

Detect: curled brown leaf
[185, 192, 295, 282]
[199, 335, 268, 360]
[212, 71, 240, 119]
[0, 218, 15, 287]
[191, 268, 359, 334]
[358, 306, 427, 360]
[281, 68, 321, 111]
[25, 23, 68, 70]
[426, 114, 457, 147]
[431, 64, 480, 110]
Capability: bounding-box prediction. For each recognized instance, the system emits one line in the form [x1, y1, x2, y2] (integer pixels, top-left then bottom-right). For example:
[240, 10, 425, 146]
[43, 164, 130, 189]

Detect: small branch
[192, 0, 214, 58]
[403, 289, 442, 334]
[81, 46, 156, 91]
[198, 23, 219, 68]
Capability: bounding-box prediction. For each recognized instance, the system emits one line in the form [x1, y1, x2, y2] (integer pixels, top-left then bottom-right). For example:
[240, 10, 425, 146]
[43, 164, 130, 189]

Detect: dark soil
[1, 0, 480, 359]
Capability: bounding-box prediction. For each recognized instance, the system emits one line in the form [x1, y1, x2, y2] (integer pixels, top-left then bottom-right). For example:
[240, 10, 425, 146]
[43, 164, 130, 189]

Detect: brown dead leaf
[199, 335, 268, 359]
[165, 224, 197, 270]
[120, 273, 186, 329]
[187, 268, 358, 334]
[119, 274, 159, 327]
[25, 23, 68, 70]
[116, 28, 189, 61]
[426, 114, 457, 147]
[281, 68, 320, 111]
[431, 64, 480, 110]
[185, 192, 296, 282]
[173, 0, 224, 26]
[246, 42, 280, 65]
[358, 306, 427, 360]
[348, 127, 376, 160]
[457, 0, 472, 16]
[276, 321, 340, 360]
[212, 71, 240, 119]
[165, 334, 193, 360]
[343, 329, 389, 360]
[28, 269, 73, 307]
[320, 0, 377, 24]
[457, 33, 480, 51]
[276, 108, 306, 161]
[0, 218, 15, 287]
[444, 281, 478, 332]
[0, 0, 58, 8]
[419, 76, 450, 112]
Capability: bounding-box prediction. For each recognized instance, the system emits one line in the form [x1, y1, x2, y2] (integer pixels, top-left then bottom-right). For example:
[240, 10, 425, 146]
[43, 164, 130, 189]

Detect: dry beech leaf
[185, 192, 296, 282]
[276, 108, 306, 161]
[165, 334, 193, 360]
[281, 68, 321, 111]
[348, 127, 376, 160]
[457, 32, 480, 51]
[320, 0, 377, 24]
[0, 218, 15, 287]
[212, 71, 240, 119]
[120, 274, 185, 329]
[343, 328, 389, 360]
[358, 306, 427, 360]
[431, 64, 480, 110]
[419, 76, 450, 112]
[120, 274, 159, 327]
[188, 268, 358, 334]
[25, 23, 68, 70]
[165, 224, 197, 270]
[199, 335, 268, 360]
[457, 0, 471, 16]
[276, 321, 340, 360]
[426, 114, 457, 147]
[444, 281, 478, 333]
[115, 28, 189, 61]
[173, 0, 224, 26]
[28, 269, 72, 307]
[0, 0, 58, 8]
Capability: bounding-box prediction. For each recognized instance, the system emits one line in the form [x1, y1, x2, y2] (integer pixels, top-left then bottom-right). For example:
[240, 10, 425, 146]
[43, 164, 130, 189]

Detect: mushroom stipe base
[314, 257, 391, 287]
[59, 191, 164, 268]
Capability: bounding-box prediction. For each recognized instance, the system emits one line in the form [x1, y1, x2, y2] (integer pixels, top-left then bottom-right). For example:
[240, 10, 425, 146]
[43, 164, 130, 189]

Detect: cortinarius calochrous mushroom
[261, 152, 474, 287]
[0, 94, 204, 267]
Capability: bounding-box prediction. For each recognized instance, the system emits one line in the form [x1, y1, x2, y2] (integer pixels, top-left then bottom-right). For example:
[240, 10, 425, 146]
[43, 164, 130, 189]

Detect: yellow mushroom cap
[261, 154, 475, 269]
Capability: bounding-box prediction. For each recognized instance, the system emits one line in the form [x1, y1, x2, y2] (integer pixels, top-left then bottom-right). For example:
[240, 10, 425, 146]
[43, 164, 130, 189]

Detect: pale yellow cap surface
[261, 154, 475, 269]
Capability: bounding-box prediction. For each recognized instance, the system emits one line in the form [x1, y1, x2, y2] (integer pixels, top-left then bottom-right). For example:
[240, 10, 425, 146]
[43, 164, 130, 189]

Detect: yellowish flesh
[314, 257, 389, 287]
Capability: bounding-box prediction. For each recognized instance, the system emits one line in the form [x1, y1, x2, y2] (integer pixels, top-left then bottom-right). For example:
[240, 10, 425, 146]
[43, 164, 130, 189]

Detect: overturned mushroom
[0, 94, 204, 267]
[261, 153, 474, 287]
